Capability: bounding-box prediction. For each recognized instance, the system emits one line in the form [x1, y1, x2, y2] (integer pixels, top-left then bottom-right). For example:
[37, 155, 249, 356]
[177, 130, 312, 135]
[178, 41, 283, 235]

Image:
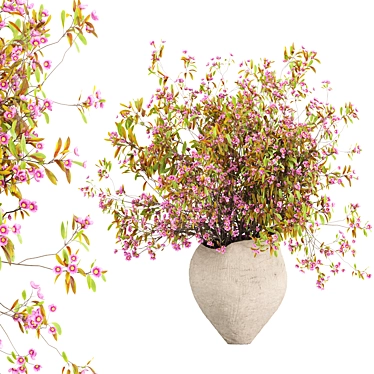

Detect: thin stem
[0, 324, 19, 355]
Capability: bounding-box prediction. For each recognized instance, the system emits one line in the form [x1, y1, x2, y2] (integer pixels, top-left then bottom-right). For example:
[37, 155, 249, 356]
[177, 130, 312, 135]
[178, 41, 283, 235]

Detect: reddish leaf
[54, 138, 62, 158]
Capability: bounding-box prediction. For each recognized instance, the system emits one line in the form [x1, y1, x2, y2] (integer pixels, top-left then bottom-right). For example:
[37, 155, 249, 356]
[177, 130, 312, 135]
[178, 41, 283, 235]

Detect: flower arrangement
[85, 41, 372, 290]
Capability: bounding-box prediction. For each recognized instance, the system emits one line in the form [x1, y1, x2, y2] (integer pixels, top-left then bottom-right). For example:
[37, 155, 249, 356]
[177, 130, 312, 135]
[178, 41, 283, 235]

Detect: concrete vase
[189, 239, 287, 344]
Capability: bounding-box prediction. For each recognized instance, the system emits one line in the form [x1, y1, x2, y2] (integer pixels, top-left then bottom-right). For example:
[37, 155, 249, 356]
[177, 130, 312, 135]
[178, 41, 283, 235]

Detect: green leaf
[61, 10, 66, 28]
[80, 110, 87, 123]
[20, 134, 27, 154]
[74, 239, 89, 251]
[26, 64, 31, 81]
[101, 273, 106, 282]
[74, 40, 80, 53]
[17, 234, 22, 244]
[77, 32, 87, 45]
[225, 134, 232, 145]
[91, 278, 96, 292]
[62, 351, 68, 363]
[182, 141, 187, 155]
[61, 222, 66, 239]
[319, 214, 325, 225]
[43, 111, 50, 124]
[11, 351, 17, 359]
[62, 249, 69, 263]
[8, 139, 18, 158]
[7, 356, 15, 364]
[0, 257, 2, 271]
[52, 322, 62, 335]
[72, 161, 84, 167]
[22, 290, 26, 300]
[86, 274, 91, 289]
[35, 67, 40, 83]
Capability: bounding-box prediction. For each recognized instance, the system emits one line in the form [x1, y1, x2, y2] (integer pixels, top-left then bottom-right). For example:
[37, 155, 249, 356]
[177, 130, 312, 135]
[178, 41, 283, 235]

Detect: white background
[1, 0, 374, 373]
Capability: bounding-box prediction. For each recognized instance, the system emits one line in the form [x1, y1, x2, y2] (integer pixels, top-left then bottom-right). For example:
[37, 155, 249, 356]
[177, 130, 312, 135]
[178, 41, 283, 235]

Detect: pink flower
[83, 161, 87, 168]
[0, 236, 9, 246]
[79, 4, 88, 9]
[86, 95, 94, 106]
[41, 9, 48, 17]
[43, 99, 53, 111]
[0, 224, 9, 235]
[0, 339, 2, 349]
[0, 132, 10, 145]
[67, 263, 78, 274]
[48, 326, 56, 334]
[64, 159, 72, 169]
[53, 265, 63, 275]
[11, 223, 21, 234]
[4, 108, 16, 119]
[30, 37, 40, 47]
[74, 147, 79, 156]
[0, 81, 8, 90]
[39, 36, 48, 44]
[30, 281, 40, 289]
[70, 254, 78, 262]
[91, 10, 99, 20]
[34, 169, 44, 182]
[37, 290, 44, 299]
[43, 60, 51, 69]
[33, 364, 42, 371]
[91, 266, 102, 278]
[28, 349, 37, 359]
[48, 304, 57, 312]
[28, 201, 38, 212]
[20, 199, 30, 209]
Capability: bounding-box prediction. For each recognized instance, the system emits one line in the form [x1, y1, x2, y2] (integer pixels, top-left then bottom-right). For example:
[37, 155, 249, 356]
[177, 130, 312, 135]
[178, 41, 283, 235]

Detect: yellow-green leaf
[44, 167, 58, 185]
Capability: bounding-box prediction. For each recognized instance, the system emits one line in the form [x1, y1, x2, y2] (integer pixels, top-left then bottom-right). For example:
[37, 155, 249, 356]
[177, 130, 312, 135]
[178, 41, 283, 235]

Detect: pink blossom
[86, 95, 94, 106]
[70, 254, 78, 262]
[53, 265, 63, 275]
[43, 99, 53, 111]
[43, 60, 51, 69]
[0, 236, 7, 246]
[0, 132, 10, 145]
[0, 224, 9, 235]
[30, 37, 40, 47]
[28, 349, 37, 359]
[34, 169, 44, 182]
[37, 290, 44, 299]
[30, 281, 40, 289]
[48, 304, 57, 312]
[67, 263, 78, 274]
[0, 81, 8, 90]
[28, 201, 38, 212]
[64, 159, 72, 169]
[33, 364, 42, 371]
[74, 147, 79, 156]
[19, 199, 30, 209]
[48, 326, 57, 334]
[91, 10, 99, 20]
[91, 266, 102, 278]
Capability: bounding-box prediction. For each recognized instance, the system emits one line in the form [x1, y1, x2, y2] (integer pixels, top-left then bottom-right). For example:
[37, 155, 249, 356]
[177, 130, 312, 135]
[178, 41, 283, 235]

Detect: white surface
[1, 0, 374, 373]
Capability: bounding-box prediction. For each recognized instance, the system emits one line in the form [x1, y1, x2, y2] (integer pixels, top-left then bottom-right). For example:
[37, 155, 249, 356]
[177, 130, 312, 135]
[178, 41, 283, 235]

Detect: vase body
[189, 239, 287, 344]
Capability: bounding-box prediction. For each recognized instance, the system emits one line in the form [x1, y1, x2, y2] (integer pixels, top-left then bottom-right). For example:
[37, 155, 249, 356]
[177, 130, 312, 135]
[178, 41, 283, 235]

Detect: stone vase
[189, 239, 287, 344]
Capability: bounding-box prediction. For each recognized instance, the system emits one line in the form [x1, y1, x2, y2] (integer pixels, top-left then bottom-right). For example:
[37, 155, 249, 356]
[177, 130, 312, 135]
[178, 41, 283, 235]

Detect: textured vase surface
[189, 240, 287, 344]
